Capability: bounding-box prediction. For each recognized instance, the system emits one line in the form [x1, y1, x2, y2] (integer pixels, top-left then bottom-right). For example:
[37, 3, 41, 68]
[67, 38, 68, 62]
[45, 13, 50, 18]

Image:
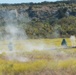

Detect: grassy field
[0, 38, 76, 75]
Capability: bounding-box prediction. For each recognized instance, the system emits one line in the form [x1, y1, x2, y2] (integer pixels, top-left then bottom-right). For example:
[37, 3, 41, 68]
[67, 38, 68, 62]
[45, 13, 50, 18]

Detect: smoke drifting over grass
[70, 35, 76, 47]
[4, 9, 30, 40]
[0, 9, 31, 62]
[0, 9, 72, 62]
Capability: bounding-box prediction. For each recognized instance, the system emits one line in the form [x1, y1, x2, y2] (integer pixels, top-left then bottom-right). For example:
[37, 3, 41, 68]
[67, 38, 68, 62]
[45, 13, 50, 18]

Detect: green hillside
[0, 1, 76, 38]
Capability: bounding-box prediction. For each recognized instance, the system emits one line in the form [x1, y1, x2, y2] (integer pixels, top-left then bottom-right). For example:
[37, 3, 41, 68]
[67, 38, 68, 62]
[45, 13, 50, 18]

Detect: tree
[60, 0, 76, 3]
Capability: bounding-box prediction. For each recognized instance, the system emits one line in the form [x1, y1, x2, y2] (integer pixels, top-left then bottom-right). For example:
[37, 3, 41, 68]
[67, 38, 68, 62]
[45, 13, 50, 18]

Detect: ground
[0, 38, 76, 75]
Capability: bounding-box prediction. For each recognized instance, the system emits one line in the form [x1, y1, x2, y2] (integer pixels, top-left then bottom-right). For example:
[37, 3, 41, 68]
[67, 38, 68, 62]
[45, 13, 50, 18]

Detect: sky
[0, 0, 57, 4]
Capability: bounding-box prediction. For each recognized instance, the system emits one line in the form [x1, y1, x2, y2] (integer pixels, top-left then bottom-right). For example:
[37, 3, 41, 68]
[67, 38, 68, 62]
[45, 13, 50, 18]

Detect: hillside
[0, 2, 76, 39]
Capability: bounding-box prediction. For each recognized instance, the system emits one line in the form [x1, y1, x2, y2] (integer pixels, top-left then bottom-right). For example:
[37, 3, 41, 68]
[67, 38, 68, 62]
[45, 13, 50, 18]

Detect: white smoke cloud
[4, 9, 29, 40]
[70, 35, 76, 47]
[0, 9, 31, 62]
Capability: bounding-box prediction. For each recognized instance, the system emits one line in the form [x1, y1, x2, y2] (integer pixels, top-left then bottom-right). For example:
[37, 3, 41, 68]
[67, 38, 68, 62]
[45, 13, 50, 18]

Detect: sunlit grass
[0, 38, 75, 75]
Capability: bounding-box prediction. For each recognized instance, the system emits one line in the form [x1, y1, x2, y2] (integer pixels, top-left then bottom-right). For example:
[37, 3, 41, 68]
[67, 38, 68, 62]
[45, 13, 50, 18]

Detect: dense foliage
[0, 1, 76, 38]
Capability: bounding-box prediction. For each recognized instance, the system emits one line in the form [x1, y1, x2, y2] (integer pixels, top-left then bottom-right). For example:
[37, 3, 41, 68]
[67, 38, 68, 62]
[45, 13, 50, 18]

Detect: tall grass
[0, 38, 75, 75]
